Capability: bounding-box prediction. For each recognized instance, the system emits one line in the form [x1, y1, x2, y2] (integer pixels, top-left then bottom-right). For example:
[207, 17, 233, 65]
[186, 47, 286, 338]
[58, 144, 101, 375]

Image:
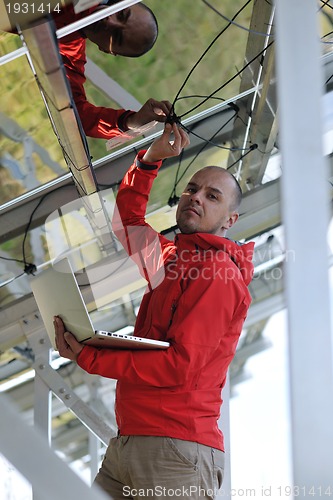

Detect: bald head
[176, 165, 241, 237]
[84, 2, 158, 57]
[198, 166, 242, 212]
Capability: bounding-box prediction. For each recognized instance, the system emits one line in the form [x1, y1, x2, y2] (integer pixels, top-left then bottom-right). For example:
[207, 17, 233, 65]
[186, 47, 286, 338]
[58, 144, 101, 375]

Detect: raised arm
[112, 123, 190, 280]
[59, 38, 173, 139]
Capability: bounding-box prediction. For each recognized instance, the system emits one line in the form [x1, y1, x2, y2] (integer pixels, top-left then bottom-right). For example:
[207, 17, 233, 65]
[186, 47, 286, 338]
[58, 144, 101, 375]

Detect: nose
[189, 191, 202, 205]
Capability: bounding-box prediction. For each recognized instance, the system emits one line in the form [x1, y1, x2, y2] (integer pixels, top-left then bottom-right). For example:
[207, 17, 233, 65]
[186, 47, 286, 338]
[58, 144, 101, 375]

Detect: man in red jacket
[53, 1, 171, 139]
[54, 123, 254, 498]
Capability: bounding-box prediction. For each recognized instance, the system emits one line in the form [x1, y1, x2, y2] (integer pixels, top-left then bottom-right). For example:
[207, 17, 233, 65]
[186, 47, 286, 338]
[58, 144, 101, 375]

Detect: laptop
[30, 258, 170, 351]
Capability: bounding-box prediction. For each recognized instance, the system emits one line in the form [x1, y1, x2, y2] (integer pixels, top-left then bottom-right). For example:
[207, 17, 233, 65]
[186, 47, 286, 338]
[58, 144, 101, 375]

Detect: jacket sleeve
[72, 91, 130, 140]
[77, 263, 250, 387]
[112, 151, 175, 284]
[59, 38, 134, 140]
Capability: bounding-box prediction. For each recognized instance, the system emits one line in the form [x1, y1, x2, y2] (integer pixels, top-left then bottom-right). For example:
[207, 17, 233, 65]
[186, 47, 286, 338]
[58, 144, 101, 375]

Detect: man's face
[176, 167, 239, 237]
[86, 5, 154, 56]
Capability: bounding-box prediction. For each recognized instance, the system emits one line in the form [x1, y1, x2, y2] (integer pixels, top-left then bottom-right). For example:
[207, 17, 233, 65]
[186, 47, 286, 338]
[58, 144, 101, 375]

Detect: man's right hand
[142, 123, 190, 163]
[126, 99, 173, 129]
[54, 316, 83, 362]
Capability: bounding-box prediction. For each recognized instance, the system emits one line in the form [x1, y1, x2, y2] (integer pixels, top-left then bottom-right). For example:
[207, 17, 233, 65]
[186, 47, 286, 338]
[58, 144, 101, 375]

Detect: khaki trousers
[94, 435, 224, 499]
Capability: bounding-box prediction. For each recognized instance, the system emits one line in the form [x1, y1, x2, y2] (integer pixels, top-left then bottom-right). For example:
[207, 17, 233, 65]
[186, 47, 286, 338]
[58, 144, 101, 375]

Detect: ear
[222, 212, 239, 230]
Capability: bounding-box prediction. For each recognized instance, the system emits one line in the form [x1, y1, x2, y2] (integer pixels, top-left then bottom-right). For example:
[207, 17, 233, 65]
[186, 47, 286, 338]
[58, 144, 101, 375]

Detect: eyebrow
[117, 8, 131, 24]
[187, 182, 224, 196]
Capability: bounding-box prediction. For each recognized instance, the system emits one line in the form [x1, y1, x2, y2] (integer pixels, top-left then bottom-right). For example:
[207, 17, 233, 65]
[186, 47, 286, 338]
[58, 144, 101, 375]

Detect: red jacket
[53, 5, 132, 139]
[77, 151, 255, 451]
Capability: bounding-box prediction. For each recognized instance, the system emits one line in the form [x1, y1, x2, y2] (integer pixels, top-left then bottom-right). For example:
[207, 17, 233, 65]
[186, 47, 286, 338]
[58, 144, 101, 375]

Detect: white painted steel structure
[275, 0, 333, 495]
[0, 0, 333, 498]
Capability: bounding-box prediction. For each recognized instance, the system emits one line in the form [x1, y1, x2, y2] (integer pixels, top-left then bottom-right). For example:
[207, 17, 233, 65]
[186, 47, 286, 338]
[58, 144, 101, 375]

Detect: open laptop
[30, 258, 170, 351]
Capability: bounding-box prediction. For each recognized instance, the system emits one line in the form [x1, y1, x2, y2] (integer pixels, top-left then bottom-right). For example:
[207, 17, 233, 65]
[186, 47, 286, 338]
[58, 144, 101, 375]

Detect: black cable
[168, 107, 241, 204]
[325, 71, 333, 85]
[0, 272, 25, 289]
[322, 30, 333, 38]
[178, 39, 274, 119]
[30, 67, 90, 182]
[21, 184, 75, 274]
[226, 143, 258, 171]
[171, 0, 253, 113]
[201, 0, 274, 37]
[160, 225, 178, 236]
[180, 122, 252, 152]
[319, 0, 333, 11]
[168, 110, 250, 205]
[176, 94, 226, 103]
[0, 255, 26, 265]
[168, 148, 185, 205]
[60, 146, 92, 196]
[21, 193, 49, 275]
[27, 52, 93, 198]
[166, 1, 271, 206]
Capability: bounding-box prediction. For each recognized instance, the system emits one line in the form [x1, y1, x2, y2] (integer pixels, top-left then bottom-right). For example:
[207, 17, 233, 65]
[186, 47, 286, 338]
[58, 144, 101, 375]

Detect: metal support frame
[56, 0, 142, 39]
[0, 393, 109, 500]
[275, 0, 333, 495]
[19, 18, 119, 257]
[20, 313, 115, 446]
[85, 373, 107, 483]
[26, 320, 52, 445]
[16, 312, 115, 496]
[217, 374, 231, 499]
[85, 58, 142, 111]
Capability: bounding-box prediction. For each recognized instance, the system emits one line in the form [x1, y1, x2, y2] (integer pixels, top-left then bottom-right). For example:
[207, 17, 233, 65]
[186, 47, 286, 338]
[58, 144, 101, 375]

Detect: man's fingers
[159, 122, 173, 142]
[171, 124, 190, 152]
[170, 123, 181, 150]
[64, 332, 82, 354]
[179, 127, 190, 148]
[54, 316, 65, 349]
[149, 99, 172, 118]
[54, 315, 65, 333]
[154, 114, 167, 123]
[53, 316, 83, 360]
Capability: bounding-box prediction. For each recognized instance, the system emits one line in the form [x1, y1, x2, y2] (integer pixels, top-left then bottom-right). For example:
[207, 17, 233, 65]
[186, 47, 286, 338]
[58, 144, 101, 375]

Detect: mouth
[184, 207, 200, 216]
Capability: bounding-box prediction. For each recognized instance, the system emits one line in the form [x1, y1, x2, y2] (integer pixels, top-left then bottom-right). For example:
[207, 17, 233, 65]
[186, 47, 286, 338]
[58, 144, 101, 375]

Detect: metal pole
[217, 374, 231, 499]
[0, 394, 109, 500]
[275, 0, 333, 497]
[56, 0, 142, 39]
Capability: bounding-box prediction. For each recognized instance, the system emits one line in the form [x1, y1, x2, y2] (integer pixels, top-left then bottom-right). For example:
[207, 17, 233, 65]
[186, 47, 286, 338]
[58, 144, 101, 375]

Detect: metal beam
[0, 103, 238, 244]
[85, 58, 142, 111]
[0, 393, 109, 500]
[275, 0, 333, 492]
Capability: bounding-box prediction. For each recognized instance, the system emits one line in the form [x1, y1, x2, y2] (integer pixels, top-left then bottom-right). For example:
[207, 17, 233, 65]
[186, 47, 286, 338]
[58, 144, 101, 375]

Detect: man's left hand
[126, 99, 172, 129]
[53, 316, 83, 362]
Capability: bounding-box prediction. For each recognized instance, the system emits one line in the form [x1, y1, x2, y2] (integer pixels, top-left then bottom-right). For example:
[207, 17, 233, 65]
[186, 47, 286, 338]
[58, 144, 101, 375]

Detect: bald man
[54, 1, 171, 140]
[54, 123, 255, 498]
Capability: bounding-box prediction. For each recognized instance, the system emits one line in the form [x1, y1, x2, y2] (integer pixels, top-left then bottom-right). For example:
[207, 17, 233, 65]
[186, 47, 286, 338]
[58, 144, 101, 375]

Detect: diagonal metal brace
[33, 360, 115, 445]
[21, 313, 115, 446]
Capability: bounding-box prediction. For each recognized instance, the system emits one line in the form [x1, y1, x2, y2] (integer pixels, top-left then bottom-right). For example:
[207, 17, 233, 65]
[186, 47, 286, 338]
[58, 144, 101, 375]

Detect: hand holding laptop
[53, 316, 83, 362]
[30, 259, 170, 351]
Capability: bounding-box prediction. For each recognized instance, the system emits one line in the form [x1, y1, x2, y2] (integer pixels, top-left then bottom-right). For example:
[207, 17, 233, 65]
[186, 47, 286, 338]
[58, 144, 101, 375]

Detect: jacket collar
[174, 233, 255, 285]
